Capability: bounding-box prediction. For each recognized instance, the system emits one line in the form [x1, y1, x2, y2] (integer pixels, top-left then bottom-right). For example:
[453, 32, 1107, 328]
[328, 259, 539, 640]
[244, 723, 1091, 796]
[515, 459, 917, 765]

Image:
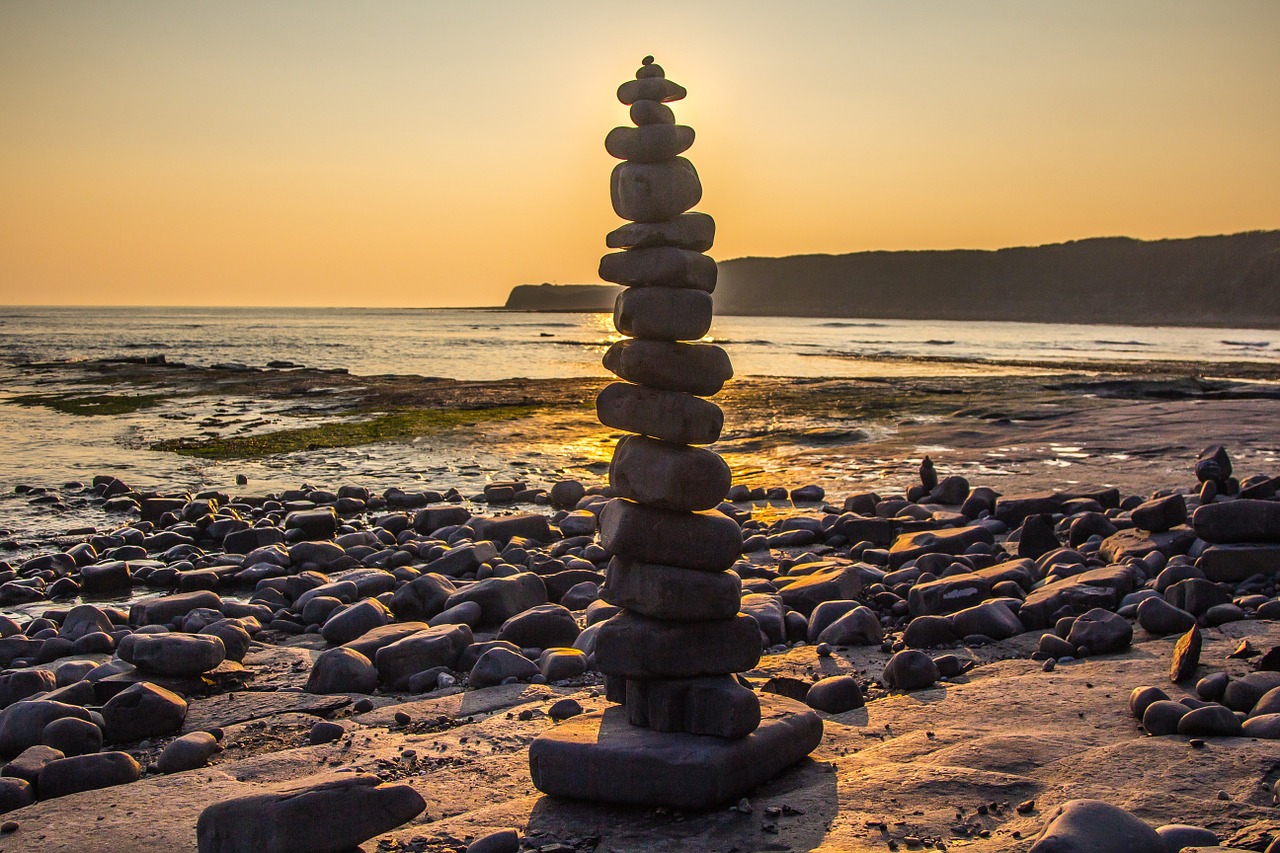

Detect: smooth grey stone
[0, 775, 34, 813]
[0, 669, 56, 708]
[1203, 602, 1247, 627]
[528, 695, 822, 810]
[293, 581, 357, 611]
[1251, 686, 1280, 716]
[547, 698, 583, 722]
[816, 606, 883, 646]
[129, 591, 223, 627]
[428, 600, 483, 628]
[390, 572, 458, 621]
[1176, 704, 1243, 737]
[0, 701, 92, 756]
[469, 647, 539, 688]
[55, 660, 98, 687]
[466, 829, 521, 853]
[307, 647, 378, 695]
[635, 59, 665, 78]
[59, 604, 115, 641]
[806, 600, 861, 643]
[775, 563, 864, 616]
[1199, 544, 1280, 582]
[308, 721, 345, 744]
[1136, 595, 1197, 634]
[1129, 685, 1170, 719]
[610, 159, 701, 223]
[593, 611, 761, 679]
[1197, 671, 1229, 702]
[223, 526, 284, 554]
[1142, 699, 1190, 735]
[38, 750, 140, 798]
[321, 599, 391, 646]
[605, 124, 695, 163]
[199, 619, 252, 662]
[613, 286, 713, 342]
[1242, 713, 1280, 738]
[471, 514, 554, 546]
[599, 246, 716, 291]
[374, 624, 473, 686]
[549, 480, 586, 510]
[537, 648, 587, 682]
[889, 525, 996, 568]
[1155, 825, 1219, 852]
[616, 77, 686, 105]
[603, 338, 731, 396]
[1040, 632, 1076, 658]
[805, 675, 865, 714]
[950, 600, 1023, 641]
[602, 557, 740, 621]
[455, 640, 522, 674]
[196, 774, 426, 853]
[629, 99, 675, 126]
[283, 507, 337, 540]
[1098, 527, 1196, 563]
[599, 500, 742, 572]
[496, 604, 579, 650]
[1165, 578, 1232, 616]
[1030, 799, 1165, 853]
[558, 509, 597, 537]
[157, 731, 220, 773]
[597, 382, 722, 446]
[1193, 499, 1280, 543]
[342, 622, 432, 660]
[632, 98, 680, 125]
[1132, 494, 1188, 532]
[609, 435, 730, 512]
[606, 212, 715, 252]
[1066, 607, 1132, 654]
[1, 744, 63, 784]
[882, 650, 940, 691]
[903, 614, 957, 648]
[442, 573, 548, 628]
[558, 581, 600, 611]
[1222, 671, 1280, 712]
[739, 593, 787, 646]
[101, 682, 187, 743]
[626, 675, 760, 738]
[1018, 566, 1137, 629]
[80, 561, 133, 593]
[128, 633, 226, 676]
[41, 716, 102, 756]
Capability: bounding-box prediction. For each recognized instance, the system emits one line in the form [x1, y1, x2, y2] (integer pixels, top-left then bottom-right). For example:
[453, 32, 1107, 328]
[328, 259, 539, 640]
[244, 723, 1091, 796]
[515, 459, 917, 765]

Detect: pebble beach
[0, 348, 1277, 851]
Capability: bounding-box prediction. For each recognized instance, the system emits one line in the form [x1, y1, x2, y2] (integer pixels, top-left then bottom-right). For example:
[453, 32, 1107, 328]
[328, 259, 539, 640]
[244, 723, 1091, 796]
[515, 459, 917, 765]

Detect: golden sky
[2, 1, 1277, 307]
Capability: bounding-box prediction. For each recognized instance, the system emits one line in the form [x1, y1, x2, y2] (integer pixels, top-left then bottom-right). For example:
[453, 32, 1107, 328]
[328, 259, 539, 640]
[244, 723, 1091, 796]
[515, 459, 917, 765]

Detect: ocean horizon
[3, 305, 1277, 384]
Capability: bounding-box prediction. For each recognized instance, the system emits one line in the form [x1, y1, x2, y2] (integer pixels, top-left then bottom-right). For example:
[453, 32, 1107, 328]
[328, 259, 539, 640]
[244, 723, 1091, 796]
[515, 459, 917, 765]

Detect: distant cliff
[504, 283, 623, 312]
[503, 231, 1280, 327]
[714, 232, 1280, 327]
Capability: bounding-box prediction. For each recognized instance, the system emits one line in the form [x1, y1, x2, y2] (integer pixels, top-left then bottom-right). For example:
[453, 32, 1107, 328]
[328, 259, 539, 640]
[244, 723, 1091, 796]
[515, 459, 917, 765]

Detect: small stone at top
[637, 61, 665, 80]
[642, 56, 654, 65]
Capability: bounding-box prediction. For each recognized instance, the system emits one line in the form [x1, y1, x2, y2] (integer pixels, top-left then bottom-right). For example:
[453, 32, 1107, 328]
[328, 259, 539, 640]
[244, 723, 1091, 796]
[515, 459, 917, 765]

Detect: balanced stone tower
[528, 57, 823, 811]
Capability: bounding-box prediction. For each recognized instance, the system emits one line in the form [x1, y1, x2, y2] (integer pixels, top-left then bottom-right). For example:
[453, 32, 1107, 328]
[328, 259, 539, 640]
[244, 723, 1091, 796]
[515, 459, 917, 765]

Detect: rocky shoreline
[0, 422, 1276, 850]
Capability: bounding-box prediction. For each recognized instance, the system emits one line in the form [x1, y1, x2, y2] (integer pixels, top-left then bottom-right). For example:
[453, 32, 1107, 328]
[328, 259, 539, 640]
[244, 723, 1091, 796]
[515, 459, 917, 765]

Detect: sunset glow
[2, 1, 1277, 307]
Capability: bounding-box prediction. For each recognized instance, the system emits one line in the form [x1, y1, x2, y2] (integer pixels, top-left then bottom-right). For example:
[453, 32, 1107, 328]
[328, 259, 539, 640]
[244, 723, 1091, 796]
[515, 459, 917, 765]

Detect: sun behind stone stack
[528, 57, 823, 811]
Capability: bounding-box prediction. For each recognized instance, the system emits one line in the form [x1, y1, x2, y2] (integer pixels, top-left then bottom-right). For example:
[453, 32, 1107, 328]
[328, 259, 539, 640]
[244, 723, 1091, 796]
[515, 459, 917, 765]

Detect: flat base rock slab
[527, 694, 822, 810]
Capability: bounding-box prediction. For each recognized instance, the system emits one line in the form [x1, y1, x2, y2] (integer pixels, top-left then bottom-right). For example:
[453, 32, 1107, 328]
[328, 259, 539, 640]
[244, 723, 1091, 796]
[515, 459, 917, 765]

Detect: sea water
[2, 306, 1277, 382]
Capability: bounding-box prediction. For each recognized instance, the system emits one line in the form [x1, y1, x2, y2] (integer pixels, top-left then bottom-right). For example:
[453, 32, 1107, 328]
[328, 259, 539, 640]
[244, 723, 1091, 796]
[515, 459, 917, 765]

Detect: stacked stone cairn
[528, 57, 822, 811]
